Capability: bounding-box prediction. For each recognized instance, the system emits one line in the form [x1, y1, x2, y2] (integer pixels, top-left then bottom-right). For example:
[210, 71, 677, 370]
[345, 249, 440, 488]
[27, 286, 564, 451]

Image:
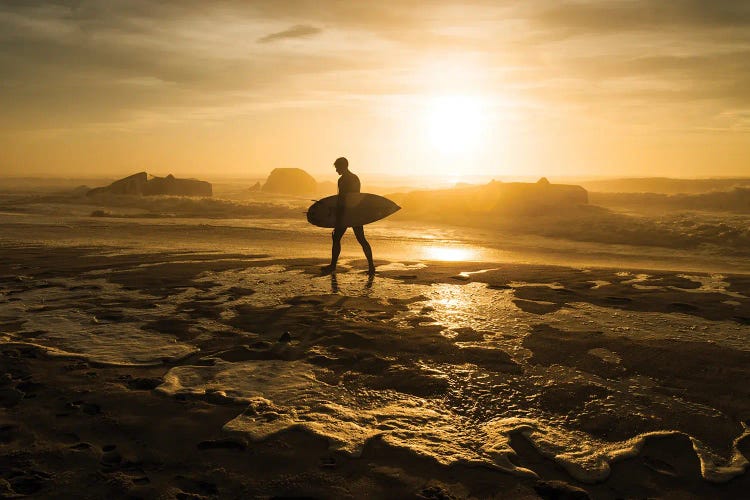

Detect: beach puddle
[678, 274, 747, 299]
[548, 302, 750, 351]
[0, 277, 198, 365]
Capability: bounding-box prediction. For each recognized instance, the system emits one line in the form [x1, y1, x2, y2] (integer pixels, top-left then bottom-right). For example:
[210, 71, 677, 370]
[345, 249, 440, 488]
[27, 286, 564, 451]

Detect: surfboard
[306, 193, 401, 228]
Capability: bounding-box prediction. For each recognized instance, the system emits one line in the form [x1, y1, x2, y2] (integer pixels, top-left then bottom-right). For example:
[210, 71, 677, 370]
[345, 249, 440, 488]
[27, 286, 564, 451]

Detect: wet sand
[1, 241, 749, 499]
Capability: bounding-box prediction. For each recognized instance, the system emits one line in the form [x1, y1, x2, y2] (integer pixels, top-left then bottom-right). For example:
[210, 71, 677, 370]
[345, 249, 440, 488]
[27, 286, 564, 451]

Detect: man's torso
[338, 171, 361, 194]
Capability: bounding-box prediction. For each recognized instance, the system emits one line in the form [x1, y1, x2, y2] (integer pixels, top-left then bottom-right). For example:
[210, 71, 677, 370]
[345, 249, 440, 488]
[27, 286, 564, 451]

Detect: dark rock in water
[87, 172, 212, 197]
[278, 331, 292, 343]
[248, 181, 261, 191]
[534, 480, 590, 500]
[262, 168, 317, 195]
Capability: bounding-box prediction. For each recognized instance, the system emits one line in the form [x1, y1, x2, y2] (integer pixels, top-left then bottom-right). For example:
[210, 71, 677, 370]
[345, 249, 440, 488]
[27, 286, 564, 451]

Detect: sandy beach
[2, 212, 749, 498]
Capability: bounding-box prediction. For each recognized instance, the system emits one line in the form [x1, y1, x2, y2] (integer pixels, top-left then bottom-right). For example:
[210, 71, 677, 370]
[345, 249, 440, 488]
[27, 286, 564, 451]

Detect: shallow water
[3, 205, 750, 273]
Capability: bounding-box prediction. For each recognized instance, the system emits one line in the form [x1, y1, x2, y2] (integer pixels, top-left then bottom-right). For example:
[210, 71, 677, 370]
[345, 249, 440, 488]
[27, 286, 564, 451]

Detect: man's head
[334, 157, 349, 175]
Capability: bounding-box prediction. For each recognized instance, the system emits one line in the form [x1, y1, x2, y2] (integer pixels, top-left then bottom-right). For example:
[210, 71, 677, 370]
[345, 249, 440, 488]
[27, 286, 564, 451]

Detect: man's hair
[334, 157, 348, 168]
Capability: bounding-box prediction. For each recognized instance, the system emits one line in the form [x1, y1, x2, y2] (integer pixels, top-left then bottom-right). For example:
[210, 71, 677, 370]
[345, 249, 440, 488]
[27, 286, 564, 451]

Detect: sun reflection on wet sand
[431, 284, 472, 319]
[421, 245, 478, 261]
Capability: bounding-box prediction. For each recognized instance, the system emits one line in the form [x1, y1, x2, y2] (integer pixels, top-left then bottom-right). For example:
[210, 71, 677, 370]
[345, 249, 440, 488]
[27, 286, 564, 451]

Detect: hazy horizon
[3, 170, 750, 191]
[2, 1, 750, 181]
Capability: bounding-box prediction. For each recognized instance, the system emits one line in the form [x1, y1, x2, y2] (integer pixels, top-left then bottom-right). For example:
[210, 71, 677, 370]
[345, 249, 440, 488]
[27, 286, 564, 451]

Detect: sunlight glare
[426, 95, 484, 155]
[422, 245, 477, 261]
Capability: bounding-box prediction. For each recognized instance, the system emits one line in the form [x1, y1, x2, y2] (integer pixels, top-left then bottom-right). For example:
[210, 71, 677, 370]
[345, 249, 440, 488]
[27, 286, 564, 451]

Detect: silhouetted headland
[87, 172, 212, 197]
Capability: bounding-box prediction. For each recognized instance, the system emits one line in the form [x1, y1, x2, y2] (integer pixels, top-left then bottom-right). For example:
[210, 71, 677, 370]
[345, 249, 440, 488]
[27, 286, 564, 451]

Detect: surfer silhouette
[321, 157, 375, 275]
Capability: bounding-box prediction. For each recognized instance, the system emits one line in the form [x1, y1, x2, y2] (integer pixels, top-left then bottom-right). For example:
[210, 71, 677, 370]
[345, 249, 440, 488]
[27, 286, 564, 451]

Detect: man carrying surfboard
[321, 157, 375, 275]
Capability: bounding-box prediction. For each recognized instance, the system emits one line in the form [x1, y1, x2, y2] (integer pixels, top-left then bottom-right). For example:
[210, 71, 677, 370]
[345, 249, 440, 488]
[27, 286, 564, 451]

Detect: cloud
[257, 24, 322, 43]
[1, 0, 750, 135]
[532, 0, 750, 34]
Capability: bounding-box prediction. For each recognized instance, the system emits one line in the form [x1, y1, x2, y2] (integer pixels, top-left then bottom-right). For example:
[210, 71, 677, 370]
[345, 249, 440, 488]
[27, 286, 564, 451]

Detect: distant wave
[0, 192, 306, 219]
[592, 187, 750, 213]
[2, 191, 749, 255]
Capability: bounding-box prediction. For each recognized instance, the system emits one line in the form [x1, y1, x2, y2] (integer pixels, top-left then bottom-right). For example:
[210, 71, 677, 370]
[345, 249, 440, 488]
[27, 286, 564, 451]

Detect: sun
[426, 95, 484, 155]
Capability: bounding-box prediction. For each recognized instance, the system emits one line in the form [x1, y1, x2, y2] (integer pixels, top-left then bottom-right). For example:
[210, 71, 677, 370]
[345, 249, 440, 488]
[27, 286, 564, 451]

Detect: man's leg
[353, 226, 375, 273]
[330, 226, 347, 269]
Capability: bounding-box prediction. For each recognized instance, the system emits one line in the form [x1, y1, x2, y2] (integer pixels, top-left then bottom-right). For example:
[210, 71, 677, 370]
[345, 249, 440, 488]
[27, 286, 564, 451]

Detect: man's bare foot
[320, 264, 336, 275]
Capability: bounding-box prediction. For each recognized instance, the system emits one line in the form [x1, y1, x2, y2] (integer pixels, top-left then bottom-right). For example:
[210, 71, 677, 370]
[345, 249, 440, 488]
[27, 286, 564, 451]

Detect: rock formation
[261, 168, 317, 195]
[87, 172, 212, 197]
[144, 174, 212, 196]
[390, 179, 588, 217]
[87, 172, 148, 196]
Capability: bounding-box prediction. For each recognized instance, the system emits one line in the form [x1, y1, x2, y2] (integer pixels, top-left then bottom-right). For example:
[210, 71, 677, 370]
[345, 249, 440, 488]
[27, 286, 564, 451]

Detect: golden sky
[1, 0, 749, 182]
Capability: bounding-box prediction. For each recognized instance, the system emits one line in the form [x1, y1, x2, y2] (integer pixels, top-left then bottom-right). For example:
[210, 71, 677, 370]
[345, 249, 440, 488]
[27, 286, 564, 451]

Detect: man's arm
[335, 196, 345, 227]
[335, 178, 345, 228]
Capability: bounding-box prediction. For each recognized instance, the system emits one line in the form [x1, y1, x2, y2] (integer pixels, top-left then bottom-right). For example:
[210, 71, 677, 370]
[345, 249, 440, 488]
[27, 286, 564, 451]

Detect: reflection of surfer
[329, 269, 374, 293]
[321, 157, 375, 275]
